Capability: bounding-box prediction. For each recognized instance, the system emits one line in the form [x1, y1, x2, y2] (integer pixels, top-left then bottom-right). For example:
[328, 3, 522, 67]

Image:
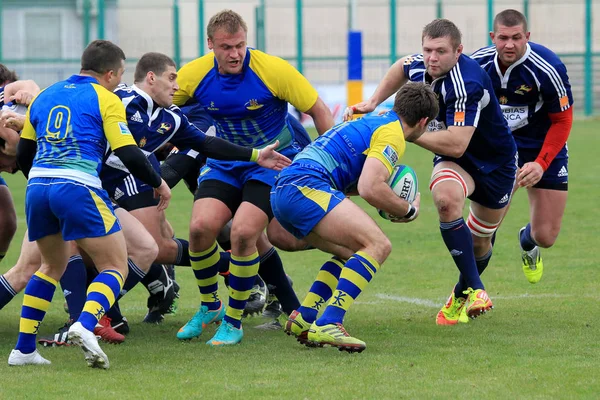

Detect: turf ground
[0, 120, 599, 399]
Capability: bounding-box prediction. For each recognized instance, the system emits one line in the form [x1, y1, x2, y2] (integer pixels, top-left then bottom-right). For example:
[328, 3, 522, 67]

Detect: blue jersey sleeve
[538, 55, 573, 113]
[444, 73, 484, 127]
[402, 54, 423, 78]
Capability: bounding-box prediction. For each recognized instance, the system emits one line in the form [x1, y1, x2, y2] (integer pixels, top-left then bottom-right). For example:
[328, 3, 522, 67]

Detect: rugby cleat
[68, 322, 110, 369]
[38, 320, 73, 347]
[8, 349, 51, 366]
[177, 303, 225, 340]
[519, 227, 544, 284]
[242, 281, 268, 317]
[206, 321, 243, 346]
[262, 284, 283, 319]
[436, 291, 468, 326]
[255, 314, 287, 331]
[94, 316, 125, 344]
[307, 322, 366, 353]
[111, 316, 130, 335]
[284, 310, 312, 344]
[465, 288, 493, 318]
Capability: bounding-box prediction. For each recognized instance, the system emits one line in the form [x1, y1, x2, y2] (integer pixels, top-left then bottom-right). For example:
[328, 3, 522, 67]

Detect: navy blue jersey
[403, 53, 516, 173]
[471, 42, 573, 150]
[102, 84, 209, 181]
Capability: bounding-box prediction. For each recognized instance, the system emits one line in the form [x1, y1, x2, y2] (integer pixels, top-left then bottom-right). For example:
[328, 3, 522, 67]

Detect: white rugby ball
[378, 164, 418, 220]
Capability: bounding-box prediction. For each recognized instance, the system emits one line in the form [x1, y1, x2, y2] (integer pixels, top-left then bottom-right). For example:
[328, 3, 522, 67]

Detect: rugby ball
[378, 164, 418, 220]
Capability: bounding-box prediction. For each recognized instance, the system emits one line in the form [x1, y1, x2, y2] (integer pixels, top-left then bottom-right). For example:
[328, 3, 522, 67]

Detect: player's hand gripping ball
[378, 164, 418, 220]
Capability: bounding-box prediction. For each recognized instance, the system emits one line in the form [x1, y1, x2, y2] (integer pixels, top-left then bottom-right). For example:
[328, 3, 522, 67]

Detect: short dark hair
[0, 63, 18, 84]
[392, 82, 439, 127]
[134, 52, 176, 83]
[207, 9, 248, 40]
[422, 19, 462, 50]
[493, 9, 528, 32]
[81, 40, 126, 75]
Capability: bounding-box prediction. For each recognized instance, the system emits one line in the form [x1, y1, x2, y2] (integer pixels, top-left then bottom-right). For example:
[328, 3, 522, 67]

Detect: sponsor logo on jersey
[499, 193, 509, 204]
[114, 187, 124, 200]
[500, 104, 528, 131]
[245, 99, 264, 110]
[118, 122, 131, 135]
[514, 84, 532, 95]
[130, 111, 143, 123]
[559, 95, 569, 108]
[499, 95, 508, 105]
[156, 122, 172, 134]
[139, 137, 147, 147]
[454, 111, 465, 124]
[382, 145, 399, 167]
[207, 101, 219, 111]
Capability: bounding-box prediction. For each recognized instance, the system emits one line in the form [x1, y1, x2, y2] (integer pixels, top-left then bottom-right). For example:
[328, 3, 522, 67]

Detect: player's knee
[189, 216, 220, 244]
[433, 190, 464, 220]
[532, 229, 559, 249]
[130, 238, 158, 270]
[230, 223, 262, 253]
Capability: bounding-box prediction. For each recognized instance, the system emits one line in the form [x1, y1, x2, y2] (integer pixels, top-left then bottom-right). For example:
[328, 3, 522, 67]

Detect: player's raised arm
[343, 55, 411, 121]
[172, 112, 291, 171]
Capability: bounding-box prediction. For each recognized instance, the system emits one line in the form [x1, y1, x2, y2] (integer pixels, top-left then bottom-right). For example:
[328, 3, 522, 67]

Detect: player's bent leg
[307, 199, 391, 352]
[130, 206, 179, 265]
[266, 219, 310, 252]
[9, 233, 68, 366]
[117, 207, 158, 273]
[0, 186, 17, 262]
[527, 188, 567, 248]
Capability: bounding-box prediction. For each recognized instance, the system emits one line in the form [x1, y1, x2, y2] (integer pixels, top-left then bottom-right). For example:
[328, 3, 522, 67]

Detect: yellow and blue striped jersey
[174, 48, 318, 155]
[21, 75, 137, 188]
[291, 111, 406, 193]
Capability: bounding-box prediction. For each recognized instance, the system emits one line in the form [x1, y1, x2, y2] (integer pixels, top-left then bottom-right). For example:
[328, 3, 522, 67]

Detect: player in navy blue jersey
[173, 9, 334, 346]
[346, 19, 518, 325]
[471, 9, 573, 283]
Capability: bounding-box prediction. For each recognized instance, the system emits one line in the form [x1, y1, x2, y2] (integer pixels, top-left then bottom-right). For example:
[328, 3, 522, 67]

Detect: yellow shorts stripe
[20, 318, 41, 334]
[82, 300, 105, 318]
[87, 282, 115, 305]
[88, 188, 117, 233]
[299, 186, 332, 212]
[22, 294, 51, 311]
[34, 271, 58, 287]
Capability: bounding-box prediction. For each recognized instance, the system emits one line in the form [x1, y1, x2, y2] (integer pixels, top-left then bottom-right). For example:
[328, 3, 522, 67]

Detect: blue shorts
[198, 159, 279, 190]
[433, 155, 517, 209]
[271, 169, 346, 239]
[26, 177, 121, 242]
[518, 146, 568, 191]
[0, 175, 6, 186]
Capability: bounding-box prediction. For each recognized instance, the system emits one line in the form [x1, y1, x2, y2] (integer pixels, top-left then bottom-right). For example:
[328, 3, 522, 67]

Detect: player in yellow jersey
[8, 40, 171, 369]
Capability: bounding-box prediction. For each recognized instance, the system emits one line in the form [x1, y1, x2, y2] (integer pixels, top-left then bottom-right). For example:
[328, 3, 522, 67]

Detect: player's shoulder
[470, 45, 496, 63]
[526, 42, 566, 69]
[403, 53, 425, 68]
[178, 53, 215, 82]
[248, 48, 296, 75]
[453, 55, 487, 83]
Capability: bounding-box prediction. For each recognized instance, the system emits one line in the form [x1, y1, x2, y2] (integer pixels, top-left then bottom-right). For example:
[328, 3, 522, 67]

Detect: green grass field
[0, 121, 599, 399]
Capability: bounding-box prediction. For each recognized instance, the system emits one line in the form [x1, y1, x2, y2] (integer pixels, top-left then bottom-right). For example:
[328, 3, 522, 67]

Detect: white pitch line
[374, 292, 576, 308]
[374, 294, 439, 308]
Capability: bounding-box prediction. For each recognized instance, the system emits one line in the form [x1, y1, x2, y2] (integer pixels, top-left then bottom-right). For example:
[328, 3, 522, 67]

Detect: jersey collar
[131, 84, 163, 125]
[493, 42, 531, 88]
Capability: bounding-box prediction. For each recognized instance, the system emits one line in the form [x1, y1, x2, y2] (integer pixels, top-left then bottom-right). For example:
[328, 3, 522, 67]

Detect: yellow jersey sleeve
[366, 120, 406, 175]
[20, 106, 37, 141]
[249, 49, 318, 113]
[92, 84, 137, 150]
[173, 54, 215, 106]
